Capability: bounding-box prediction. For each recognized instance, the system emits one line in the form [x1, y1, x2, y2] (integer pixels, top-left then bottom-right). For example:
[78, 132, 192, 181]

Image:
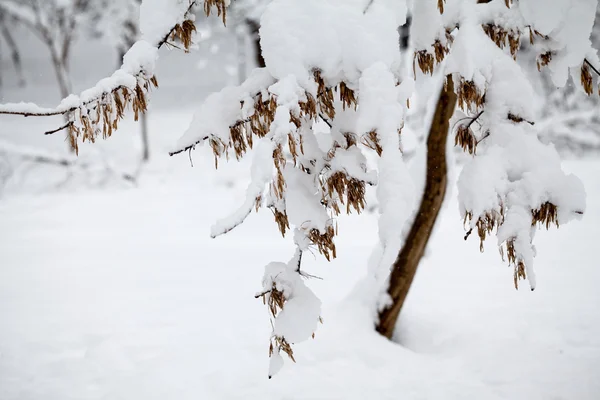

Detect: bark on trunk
[376, 75, 457, 339]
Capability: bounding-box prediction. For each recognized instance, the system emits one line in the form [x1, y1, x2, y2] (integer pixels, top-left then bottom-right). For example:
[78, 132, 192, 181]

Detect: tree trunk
[49, 45, 73, 151]
[50, 46, 72, 99]
[0, 22, 25, 87]
[235, 22, 248, 84]
[246, 19, 265, 68]
[140, 110, 150, 162]
[376, 75, 457, 339]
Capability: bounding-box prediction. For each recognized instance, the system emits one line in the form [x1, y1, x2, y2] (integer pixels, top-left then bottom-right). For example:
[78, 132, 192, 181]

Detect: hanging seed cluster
[314, 70, 335, 119]
[413, 33, 453, 77]
[456, 78, 486, 113]
[532, 201, 559, 229]
[454, 124, 478, 154]
[537, 51, 553, 71]
[527, 27, 555, 72]
[361, 130, 383, 156]
[67, 76, 158, 155]
[503, 239, 527, 289]
[414, 2, 455, 76]
[168, 19, 197, 51]
[258, 283, 297, 363]
[259, 280, 322, 366]
[204, 68, 375, 264]
[308, 226, 337, 262]
[204, 0, 228, 24]
[527, 23, 599, 95]
[464, 209, 528, 289]
[580, 63, 595, 96]
[322, 171, 366, 216]
[482, 24, 520, 59]
[437, 0, 446, 14]
[464, 199, 560, 289]
[61, 4, 203, 154]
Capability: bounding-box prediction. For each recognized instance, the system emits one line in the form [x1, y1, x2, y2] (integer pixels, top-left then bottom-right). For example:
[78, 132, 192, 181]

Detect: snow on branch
[0, 0, 231, 154]
[429, 1, 591, 290]
[166, 0, 412, 375]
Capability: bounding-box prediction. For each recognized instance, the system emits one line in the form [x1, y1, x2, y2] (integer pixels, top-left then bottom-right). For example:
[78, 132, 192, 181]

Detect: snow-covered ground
[1, 26, 599, 400]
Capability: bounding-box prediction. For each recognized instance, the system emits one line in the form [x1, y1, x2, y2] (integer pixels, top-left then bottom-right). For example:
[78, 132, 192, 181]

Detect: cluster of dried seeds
[456, 78, 486, 113]
[204, 0, 228, 24]
[465, 200, 561, 289]
[67, 77, 158, 155]
[413, 31, 453, 77]
[581, 63, 594, 96]
[454, 124, 478, 155]
[168, 19, 197, 51]
[537, 51, 553, 71]
[532, 202, 559, 229]
[482, 24, 520, 59]
[308, 225, 337, 262]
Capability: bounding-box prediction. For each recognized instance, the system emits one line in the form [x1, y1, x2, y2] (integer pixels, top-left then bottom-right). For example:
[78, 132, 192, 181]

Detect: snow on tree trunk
[376, 75, 457, 339]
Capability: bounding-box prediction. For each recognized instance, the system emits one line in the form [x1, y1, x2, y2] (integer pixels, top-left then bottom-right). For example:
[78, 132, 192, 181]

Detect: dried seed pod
[308, 225, 337, 261]
[537, 51, 553, 71]
[272, 208, 290, 237]
[455, 124, 477, 154]
[456, 78, 485, 112]
[361, 130, 383, 156]
[324, 171, 366, 215]
[299, 93, 317, 120]
[313, 70, 336, 119]
[169, 19, 197, 52]
[581, 63, 594, 96]
[204, 0, 228, 24]
[532, 202, 559, 229]
[339, 82, 357, 110]
[414, 50, 435, 76]
[229, 123, 248, 159]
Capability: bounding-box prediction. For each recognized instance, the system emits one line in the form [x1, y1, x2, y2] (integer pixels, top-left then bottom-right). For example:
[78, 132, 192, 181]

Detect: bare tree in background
[228, 0, 269, 83]
[0, 0, 92, 99]
[534, 3, 600, 155]
[88, 0, 150, 162]
[0, 9, 26, 89]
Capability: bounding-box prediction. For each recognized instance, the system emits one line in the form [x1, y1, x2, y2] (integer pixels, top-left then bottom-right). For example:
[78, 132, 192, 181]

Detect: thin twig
[44, 121, 73, 135]
[467, 110, 484, 128]
[0, 84, 129, 118]
[157, 1, 198, 48]
[319, 113, 332, 128]
[188, 147, 194, 167]
[254, 289, 271, 299]
[363, 0, 375, 14]
[476, 130, 491, 145]
[584, 58, 600, 77]
[0, 1, 198, 119]
[169, 136, 208, 156]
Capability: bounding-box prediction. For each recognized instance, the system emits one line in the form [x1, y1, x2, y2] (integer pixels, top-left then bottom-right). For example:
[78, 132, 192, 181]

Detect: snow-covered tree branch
[0, 0, 597, 379]
[0, 0, 224, 154]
